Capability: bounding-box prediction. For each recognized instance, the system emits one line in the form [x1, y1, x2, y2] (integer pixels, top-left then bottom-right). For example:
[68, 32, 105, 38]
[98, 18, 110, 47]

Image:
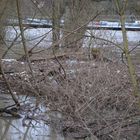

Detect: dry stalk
[16, 0, 40, 97]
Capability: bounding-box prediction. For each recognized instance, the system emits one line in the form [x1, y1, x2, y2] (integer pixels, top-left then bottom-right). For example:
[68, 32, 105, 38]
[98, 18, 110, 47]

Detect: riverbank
[1, 57, 140, 140]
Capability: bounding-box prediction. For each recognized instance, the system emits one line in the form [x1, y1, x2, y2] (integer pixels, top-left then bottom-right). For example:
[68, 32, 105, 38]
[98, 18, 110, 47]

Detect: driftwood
[0, 107, 21, 118]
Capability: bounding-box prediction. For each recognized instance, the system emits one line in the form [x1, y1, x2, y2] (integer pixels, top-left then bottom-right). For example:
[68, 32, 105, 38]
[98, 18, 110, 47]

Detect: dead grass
[1, 58, 140, 140]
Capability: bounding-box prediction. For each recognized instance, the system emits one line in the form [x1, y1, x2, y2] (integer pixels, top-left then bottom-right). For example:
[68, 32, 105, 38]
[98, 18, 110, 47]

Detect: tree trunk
[52, 0, 64, 50]
[115, 0, 139, 96]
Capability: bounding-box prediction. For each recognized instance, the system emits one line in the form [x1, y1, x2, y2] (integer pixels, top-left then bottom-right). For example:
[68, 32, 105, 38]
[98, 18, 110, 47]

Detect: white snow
[2, 59, 17, 62]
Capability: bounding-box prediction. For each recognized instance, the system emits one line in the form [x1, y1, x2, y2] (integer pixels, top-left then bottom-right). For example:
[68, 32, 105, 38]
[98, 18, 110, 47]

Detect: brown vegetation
[0, 0, 140, 139]
[1, 58, 140, 139]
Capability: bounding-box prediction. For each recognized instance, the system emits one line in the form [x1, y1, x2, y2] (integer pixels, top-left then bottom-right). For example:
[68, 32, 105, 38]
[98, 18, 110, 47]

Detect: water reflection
[0, 94, 75, 140]
[0, 117, 64, 140]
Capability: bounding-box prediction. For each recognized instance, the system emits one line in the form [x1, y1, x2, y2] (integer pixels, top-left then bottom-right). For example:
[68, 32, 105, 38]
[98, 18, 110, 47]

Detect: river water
[0, 94, 74, 140]
[5, 26, 140, 45]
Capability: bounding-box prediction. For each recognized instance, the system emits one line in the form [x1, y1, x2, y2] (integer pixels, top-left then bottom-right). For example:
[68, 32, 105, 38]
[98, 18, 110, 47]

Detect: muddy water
[0, 94, 75, 140]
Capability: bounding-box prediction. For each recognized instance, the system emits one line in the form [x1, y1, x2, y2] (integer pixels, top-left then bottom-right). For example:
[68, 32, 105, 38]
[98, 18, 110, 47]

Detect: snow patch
[2, 59, 17, 62]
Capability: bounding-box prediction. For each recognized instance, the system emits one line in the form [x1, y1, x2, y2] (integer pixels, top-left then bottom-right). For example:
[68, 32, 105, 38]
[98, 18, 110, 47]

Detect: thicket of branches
[0, 0, 140, 139]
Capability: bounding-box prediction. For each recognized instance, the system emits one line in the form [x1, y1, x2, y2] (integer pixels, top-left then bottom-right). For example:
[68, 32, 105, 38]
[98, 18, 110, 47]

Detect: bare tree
[115, 0, 139, 96]
[52, 0, 65, 49]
